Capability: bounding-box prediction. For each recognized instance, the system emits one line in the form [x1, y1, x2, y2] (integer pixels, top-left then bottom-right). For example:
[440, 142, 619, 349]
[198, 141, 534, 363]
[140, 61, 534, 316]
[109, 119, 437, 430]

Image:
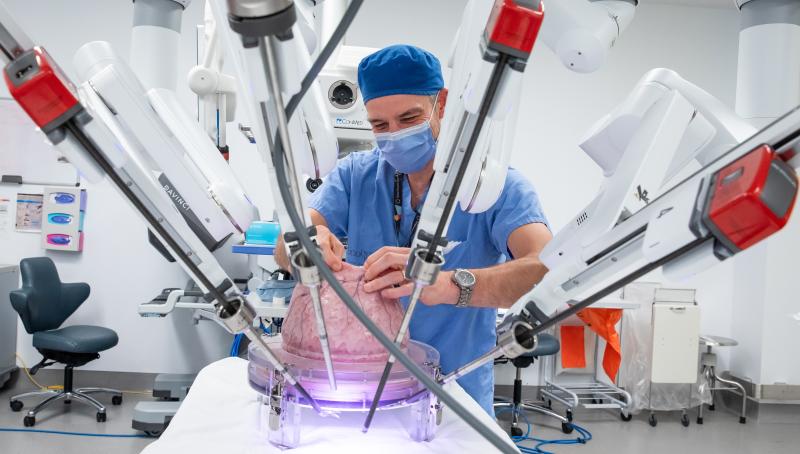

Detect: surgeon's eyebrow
[396, 107, 425, 120]
[367, 117, 388, 128]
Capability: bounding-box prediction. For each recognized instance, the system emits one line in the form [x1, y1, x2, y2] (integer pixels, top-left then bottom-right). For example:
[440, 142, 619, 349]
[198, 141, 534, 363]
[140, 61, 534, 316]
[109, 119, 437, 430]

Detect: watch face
[455, 270, 476, 287]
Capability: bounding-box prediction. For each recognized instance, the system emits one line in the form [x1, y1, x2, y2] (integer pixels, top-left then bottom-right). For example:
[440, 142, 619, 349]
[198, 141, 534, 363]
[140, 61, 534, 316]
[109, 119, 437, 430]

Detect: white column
[733, 0, 800, 389]
[130, 0, 187, 91]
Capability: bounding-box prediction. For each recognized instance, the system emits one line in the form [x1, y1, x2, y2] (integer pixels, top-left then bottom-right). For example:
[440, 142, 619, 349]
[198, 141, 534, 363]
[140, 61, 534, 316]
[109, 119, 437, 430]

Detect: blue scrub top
[308, 149, 548, 415]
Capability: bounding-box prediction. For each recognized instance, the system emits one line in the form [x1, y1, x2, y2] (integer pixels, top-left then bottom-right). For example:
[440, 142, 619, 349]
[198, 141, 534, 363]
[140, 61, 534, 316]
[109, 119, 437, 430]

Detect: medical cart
[539, 297, 638, 421]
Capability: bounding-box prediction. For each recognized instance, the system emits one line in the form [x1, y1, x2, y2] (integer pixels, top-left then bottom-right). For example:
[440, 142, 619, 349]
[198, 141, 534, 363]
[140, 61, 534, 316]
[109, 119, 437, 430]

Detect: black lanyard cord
[392, 171, 422, 248]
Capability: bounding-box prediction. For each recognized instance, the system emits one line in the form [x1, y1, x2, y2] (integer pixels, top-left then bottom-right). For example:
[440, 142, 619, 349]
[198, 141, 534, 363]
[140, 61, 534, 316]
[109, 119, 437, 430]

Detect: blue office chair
[494, 333, 573, 435]
[8, 257, 122, 427]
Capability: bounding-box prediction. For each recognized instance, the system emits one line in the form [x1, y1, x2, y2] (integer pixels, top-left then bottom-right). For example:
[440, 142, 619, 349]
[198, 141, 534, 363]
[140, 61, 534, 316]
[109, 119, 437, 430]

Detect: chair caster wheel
[697, 417, 703, 425]
[510, 426, 523, 437]
[112, 395, 123, 405]
[562, 422, 574, 434]
[566, 409, 573, 422]
[96, 412, 107, 423]
[10, 400, 23, 412]
[64, 399, 71, 405]
[708, 404, 715, 411]
[23, 416, 35, 427]
[649, 414, 657, 427]
[681, 414, 690, 427]
[620, 412, 632, 422]
[144, 430, 162, 438]
[546, 399, 552, 409]
[739, 416, 747, 424]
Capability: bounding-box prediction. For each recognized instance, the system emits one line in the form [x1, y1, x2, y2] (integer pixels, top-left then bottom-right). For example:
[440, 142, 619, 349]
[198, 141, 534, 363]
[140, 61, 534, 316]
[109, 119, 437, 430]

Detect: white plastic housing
[317, 45, 377, 154]
[74, 41, 256, 241]
[131, 25, 180, 90]
[539, 0, 636, 73]
[736, 22, 800, 127]
[208, 0, 314, 231]
[581, 68, 756, 177]
[274, 24, 339, 180]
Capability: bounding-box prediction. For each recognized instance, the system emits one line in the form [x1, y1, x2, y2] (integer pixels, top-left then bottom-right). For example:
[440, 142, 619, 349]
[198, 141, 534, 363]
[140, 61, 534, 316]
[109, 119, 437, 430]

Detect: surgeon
[275, 44, 552, 415]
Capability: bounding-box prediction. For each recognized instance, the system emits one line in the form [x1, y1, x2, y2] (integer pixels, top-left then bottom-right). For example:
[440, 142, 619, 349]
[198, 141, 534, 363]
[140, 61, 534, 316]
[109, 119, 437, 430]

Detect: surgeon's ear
[437, 88, 448, 119]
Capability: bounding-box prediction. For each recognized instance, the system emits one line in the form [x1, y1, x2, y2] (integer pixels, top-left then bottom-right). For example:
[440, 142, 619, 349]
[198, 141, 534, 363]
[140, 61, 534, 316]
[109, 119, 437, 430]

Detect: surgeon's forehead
[365, 94, 432, 121]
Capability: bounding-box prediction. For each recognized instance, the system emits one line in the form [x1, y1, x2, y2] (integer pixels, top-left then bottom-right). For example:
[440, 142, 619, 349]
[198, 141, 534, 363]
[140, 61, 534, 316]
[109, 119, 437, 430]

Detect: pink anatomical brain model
[282, 262, 408, 363]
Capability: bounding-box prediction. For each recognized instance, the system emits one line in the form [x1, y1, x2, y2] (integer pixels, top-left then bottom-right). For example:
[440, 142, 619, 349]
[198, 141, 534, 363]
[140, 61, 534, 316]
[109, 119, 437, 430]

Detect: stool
[494, 333, 572, 436]
[697, 335, 747, 425]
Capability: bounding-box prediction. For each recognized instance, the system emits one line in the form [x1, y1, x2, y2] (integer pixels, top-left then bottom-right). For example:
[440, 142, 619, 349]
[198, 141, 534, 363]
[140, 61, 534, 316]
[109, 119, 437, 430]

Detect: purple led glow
[248, 337, 440, 412]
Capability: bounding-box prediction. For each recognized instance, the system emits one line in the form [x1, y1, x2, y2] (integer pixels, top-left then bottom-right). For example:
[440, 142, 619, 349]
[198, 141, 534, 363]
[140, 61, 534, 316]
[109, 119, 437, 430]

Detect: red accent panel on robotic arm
[484, 0, 545, 60]
[3, 47, 79, 132]
[705, 144, 798, 252]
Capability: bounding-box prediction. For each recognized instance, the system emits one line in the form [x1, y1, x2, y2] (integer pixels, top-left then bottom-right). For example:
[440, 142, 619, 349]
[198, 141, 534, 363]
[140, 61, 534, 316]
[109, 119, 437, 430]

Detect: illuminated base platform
[247, 336, 442, 449]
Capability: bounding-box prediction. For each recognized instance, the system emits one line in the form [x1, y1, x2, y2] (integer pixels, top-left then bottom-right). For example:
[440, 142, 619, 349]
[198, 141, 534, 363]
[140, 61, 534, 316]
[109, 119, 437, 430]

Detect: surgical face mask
[375, 97, 439, 174]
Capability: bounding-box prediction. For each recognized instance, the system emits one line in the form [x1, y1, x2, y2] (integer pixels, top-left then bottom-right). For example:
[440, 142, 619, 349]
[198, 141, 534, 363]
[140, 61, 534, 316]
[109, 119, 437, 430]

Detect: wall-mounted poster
[0, 197, 10, 232]
[15, 193, 43, 232]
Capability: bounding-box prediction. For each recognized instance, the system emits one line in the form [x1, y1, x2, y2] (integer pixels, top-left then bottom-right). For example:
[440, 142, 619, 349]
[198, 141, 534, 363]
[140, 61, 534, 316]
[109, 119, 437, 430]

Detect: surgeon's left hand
[362, 246, 459, 305]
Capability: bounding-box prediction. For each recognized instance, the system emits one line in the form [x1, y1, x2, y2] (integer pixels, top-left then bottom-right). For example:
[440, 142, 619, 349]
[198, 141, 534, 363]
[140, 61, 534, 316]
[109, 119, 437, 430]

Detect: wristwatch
[451, 269, 476, 308]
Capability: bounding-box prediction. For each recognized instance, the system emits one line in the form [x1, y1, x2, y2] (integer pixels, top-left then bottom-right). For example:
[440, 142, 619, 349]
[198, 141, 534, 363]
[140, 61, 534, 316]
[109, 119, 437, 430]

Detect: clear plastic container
[248, 336, 441, 448]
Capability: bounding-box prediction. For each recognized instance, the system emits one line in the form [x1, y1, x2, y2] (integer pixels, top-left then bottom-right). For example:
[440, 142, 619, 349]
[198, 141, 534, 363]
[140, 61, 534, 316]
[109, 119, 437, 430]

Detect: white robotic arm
[450, 106, 800, 391]
[540, 68, 757, 296]
[73, 41, 257, 256]
[188, 3, 238, 152]
[540, 0, 637, 73]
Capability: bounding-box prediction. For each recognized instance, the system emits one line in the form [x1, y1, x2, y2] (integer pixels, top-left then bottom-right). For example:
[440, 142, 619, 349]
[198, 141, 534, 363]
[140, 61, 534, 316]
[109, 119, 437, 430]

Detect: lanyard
[393, 172, 421, 248]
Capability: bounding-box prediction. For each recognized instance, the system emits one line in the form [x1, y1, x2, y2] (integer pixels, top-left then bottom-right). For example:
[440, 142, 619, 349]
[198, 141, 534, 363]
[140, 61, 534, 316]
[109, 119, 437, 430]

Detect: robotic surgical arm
[538, 67, 758, 303]
[188, 3, 238, 156]
[442, 74, 800, 388]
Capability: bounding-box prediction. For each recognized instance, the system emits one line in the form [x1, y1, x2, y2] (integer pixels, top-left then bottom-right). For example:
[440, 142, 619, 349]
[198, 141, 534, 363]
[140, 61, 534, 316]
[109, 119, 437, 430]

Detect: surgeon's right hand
[314, 225, 345, 271]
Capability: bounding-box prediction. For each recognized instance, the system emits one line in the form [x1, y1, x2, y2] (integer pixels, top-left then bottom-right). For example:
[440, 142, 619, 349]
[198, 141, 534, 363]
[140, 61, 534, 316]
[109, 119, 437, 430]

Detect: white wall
[0, 0, 231, 374]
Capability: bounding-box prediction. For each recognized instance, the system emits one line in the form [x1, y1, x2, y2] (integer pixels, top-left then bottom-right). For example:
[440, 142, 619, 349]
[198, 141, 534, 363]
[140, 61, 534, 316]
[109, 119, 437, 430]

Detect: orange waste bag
[576, 308, 623, 381]
[559, 325, 587, 369]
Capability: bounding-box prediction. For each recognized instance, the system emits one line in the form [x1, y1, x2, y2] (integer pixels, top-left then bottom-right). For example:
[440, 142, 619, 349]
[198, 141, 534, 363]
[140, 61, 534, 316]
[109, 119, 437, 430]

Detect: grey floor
[2, 370, 798, 454]
[503, 407, 799, 454]
[0, 371, 155, 454]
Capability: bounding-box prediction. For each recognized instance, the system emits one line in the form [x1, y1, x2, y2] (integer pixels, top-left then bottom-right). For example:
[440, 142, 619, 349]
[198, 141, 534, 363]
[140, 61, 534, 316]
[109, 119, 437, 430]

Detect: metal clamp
[405, 247, 444, 286]
[497, 319, 538, 359]
[269, 371, 285, 431]
[216, 296, 256, 334]
[290, 249, 321, 287]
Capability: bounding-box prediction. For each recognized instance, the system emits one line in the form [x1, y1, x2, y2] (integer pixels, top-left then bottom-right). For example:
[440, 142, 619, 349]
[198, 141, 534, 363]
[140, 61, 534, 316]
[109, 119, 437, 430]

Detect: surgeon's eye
[400, 115, 420, 124]
[371, 122, 388, 132]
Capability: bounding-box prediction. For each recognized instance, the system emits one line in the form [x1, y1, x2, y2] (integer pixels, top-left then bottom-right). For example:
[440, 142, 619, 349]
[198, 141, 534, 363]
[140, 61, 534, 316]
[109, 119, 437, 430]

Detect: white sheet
[141, 357, 518, 454]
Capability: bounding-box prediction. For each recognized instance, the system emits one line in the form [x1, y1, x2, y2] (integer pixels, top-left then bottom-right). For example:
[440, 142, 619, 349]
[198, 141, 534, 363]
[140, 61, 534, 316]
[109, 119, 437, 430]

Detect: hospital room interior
[1, 0, 799, 453]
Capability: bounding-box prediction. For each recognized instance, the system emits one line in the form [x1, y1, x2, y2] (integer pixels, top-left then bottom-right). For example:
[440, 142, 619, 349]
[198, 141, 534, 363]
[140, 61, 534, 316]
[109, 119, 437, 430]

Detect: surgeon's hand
[363, 246, 459, 305]
[314, 225, 345, 271]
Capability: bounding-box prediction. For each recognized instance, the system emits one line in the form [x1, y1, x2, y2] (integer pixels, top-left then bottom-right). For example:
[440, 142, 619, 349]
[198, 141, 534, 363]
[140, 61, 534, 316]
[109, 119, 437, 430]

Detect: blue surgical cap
[358, 44, 444, 104]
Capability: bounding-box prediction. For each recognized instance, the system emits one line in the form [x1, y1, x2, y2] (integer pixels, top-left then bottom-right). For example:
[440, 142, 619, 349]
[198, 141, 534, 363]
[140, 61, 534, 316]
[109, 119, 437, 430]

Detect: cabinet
[0, 264, 19, 388]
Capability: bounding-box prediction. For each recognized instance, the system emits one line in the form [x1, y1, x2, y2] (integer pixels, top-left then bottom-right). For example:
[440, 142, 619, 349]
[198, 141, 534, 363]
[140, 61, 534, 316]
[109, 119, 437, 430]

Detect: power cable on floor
[0, 428, 150, 438]
[495, 407, 593, 454]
